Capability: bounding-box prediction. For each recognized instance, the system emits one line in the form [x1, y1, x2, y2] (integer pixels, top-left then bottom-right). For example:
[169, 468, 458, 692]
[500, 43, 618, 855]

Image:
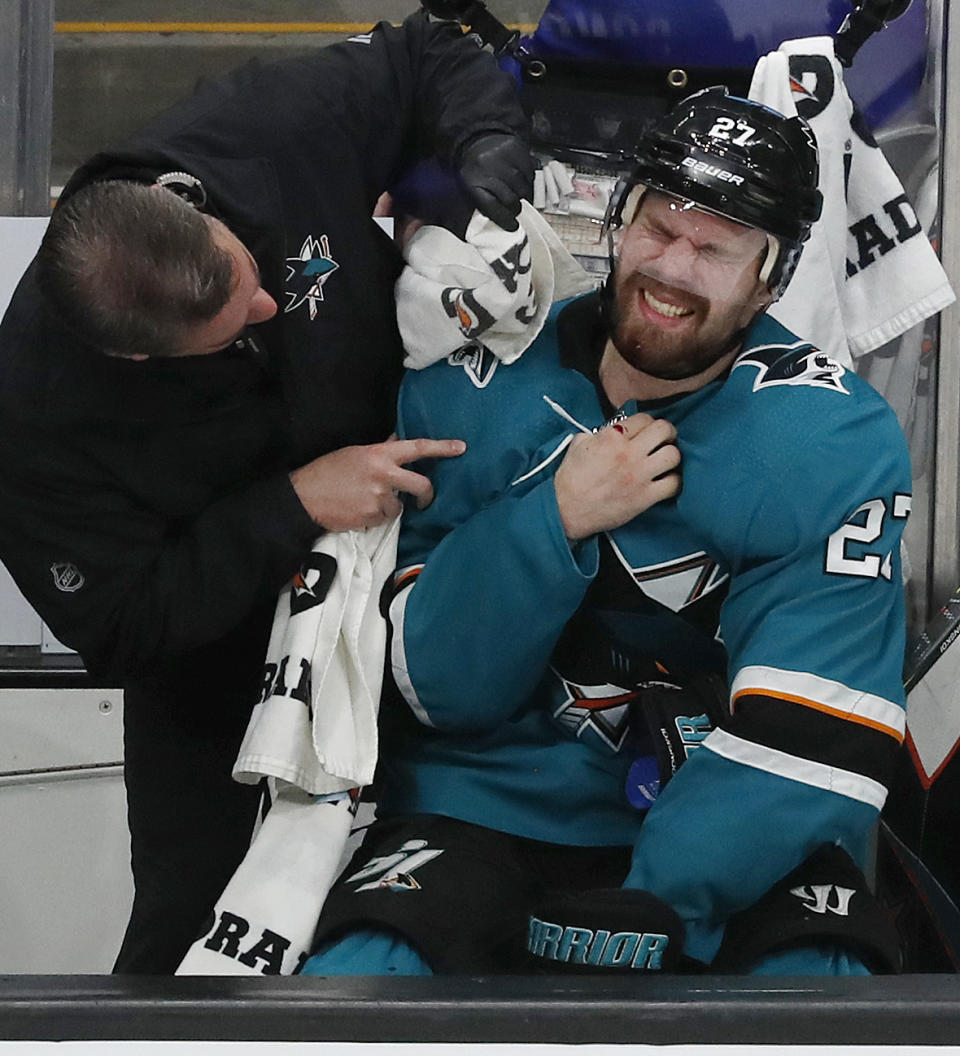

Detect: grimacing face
[608, 190, 773, 381]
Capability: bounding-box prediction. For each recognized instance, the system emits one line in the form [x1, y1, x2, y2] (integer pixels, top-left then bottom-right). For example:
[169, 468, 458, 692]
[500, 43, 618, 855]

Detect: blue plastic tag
[626, 753, 661, 809]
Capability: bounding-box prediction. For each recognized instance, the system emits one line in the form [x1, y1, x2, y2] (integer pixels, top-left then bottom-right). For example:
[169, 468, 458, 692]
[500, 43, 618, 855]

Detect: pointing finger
[387, 437, 467, 465]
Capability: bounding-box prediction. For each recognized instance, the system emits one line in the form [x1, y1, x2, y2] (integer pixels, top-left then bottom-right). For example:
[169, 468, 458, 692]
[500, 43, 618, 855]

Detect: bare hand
[290, 436, 466, 532]
[553, 413, 681, 540]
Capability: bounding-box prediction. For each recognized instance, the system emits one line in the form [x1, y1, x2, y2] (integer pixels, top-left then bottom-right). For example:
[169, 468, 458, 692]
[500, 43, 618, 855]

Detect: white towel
[234, 517, 400, 794]
[748, 37, 954, 366]
[397, 198, 593, 370]
[175, 787, 355, 976]
[177, 519, 399, 976]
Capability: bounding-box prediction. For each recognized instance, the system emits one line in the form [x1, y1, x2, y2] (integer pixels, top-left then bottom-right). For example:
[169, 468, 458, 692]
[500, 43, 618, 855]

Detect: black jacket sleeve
[114, 10, 528, 215]
[0, 413, 318, 679]
[334, 10, 529, 174]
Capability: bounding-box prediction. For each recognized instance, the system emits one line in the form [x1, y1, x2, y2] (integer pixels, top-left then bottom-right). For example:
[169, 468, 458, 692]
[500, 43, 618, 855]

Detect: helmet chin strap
[758, 233, 780, 288]
[602, 183, 648, 278]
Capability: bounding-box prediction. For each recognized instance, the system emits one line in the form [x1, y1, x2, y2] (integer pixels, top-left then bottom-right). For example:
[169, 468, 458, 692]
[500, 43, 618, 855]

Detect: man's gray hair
[36, 180, 234, 358]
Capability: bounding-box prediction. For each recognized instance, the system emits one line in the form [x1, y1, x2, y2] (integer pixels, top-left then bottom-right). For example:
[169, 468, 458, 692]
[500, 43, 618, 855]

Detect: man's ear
[755, 284, 776, 312]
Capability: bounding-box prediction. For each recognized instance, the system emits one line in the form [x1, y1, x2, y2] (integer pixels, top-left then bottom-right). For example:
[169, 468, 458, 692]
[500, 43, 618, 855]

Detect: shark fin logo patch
[285, 235, 339, 320]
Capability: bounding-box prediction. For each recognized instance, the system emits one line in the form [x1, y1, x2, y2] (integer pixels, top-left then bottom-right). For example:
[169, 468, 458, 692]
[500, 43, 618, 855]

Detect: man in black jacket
[0, 11, 532, 973]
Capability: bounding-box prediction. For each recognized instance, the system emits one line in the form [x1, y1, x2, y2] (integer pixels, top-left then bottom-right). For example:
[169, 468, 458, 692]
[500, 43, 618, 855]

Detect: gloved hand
[526, 888, 687, 973]
[456, 131, 535, 231]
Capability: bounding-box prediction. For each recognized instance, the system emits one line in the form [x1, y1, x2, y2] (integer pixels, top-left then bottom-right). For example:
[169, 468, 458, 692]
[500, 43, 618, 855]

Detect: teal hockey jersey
[379, 292, 910, 962]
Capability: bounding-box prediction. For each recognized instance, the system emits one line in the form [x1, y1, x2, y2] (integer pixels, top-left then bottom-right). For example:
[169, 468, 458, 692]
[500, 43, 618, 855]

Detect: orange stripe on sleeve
[732, 687, 904, 744]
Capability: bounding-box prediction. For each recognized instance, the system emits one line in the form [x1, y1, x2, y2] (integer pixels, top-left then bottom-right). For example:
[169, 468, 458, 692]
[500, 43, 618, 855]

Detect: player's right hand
[290, 436, 466, 532]
[553, 413, 680, 541]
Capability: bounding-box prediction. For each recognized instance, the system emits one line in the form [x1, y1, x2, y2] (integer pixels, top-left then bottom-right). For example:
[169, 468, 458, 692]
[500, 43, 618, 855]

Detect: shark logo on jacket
[735, 342, 849, 394]
[285, 234, 339, 320]
[290, 553, 338, 616]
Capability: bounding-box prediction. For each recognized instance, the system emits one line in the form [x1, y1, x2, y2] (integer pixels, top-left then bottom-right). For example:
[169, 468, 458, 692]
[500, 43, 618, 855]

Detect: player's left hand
[456, 131, 535, 231]
[554, 412, 681, 540]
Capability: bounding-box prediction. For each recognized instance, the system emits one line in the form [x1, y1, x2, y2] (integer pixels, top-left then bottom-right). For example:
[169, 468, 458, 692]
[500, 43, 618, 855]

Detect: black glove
[712, 844, 903, 974]
[456, 131, 535, 231]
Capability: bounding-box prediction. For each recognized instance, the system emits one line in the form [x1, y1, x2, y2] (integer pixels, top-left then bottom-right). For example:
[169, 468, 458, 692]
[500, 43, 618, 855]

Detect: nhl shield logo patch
[50, 561, 84, 593]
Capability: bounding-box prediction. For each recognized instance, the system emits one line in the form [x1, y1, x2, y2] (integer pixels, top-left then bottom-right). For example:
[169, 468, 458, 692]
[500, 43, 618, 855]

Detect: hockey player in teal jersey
[303, 88, 908, 977]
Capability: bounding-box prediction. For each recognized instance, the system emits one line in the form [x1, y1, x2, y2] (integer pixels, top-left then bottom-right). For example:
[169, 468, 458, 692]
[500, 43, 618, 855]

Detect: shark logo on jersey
[551, 676, 636, 752]
[285, 234, 339, 320]
[735, 342, 849, 395]
[607, 541, 729, 614]
[448, 342, 499, 388]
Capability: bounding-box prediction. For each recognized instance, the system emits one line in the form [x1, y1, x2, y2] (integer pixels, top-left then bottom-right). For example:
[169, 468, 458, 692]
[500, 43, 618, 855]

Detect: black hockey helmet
[607, 86, 823, 297]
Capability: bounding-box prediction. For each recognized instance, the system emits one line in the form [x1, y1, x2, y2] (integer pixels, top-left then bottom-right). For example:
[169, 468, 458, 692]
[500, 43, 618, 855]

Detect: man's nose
[248, 286, 278, 325]
[656, 236, 698, 276]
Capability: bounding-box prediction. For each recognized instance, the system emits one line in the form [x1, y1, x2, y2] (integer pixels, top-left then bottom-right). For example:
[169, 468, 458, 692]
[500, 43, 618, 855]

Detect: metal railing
[0, 0, 53, 216]
[933, 0, 960, 605]
[2, 973, 960, 1043]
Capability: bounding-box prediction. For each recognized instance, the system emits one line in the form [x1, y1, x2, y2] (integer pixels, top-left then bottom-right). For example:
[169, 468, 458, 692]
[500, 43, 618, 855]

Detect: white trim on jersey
[705, 727, 888, 810]
[388, 566, 435, 729]
[511, 432, 574, 487]
[731, 664, 905, 743]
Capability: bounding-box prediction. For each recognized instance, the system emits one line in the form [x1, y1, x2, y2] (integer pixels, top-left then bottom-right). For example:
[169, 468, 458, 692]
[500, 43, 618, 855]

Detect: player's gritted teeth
[642, 288, 695, 320]
[636, 278, 700, 327]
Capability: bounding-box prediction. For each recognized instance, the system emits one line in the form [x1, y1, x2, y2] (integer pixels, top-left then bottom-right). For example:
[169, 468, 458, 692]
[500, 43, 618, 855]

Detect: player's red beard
[607, 268, 751, 382]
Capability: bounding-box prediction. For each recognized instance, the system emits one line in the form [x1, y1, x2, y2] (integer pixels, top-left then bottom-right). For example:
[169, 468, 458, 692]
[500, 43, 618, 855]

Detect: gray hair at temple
[35, 180, 234, 358]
